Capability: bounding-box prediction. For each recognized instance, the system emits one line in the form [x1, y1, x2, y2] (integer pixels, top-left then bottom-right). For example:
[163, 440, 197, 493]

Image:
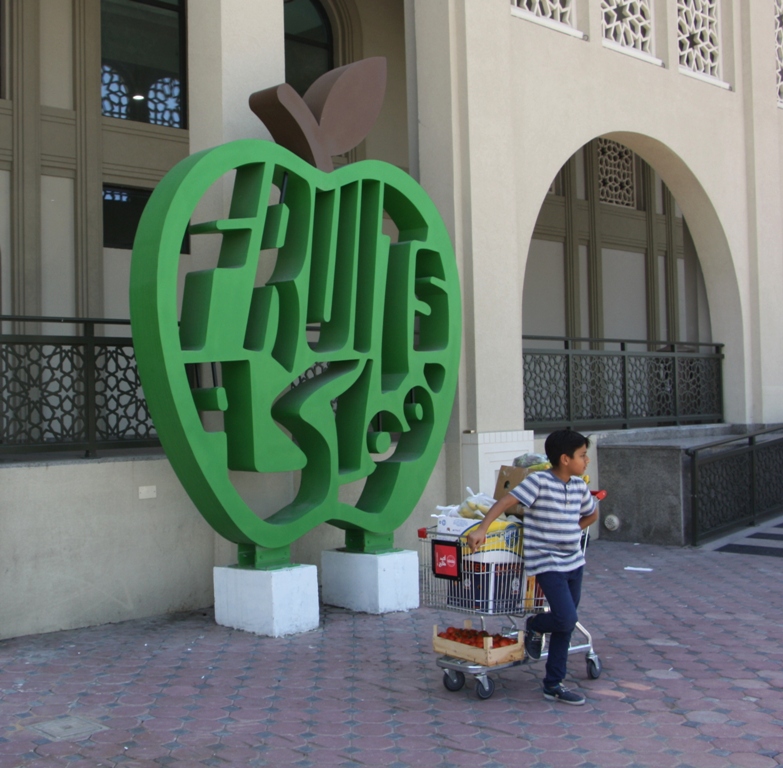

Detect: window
[677, 0, 720, 78]
[101, 64, 129, 119]
[529, 140, 712, 345]
[514, 0, 573, 26]
[103, 184, 189, 252]
[101, 0, 187, 128]
[601, 0, 653, 54]
[596, 138, 640, 209]
[284, 0, 333, 95]
[103, 186, 152, 250]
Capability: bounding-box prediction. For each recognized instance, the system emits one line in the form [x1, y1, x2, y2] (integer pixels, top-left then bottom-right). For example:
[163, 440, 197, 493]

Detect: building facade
[1, 0, 782, 638]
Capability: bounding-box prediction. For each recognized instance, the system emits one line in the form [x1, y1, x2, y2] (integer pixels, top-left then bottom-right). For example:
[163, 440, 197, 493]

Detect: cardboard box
[494, 465, 528, 518]
[432, 621, 525, 665]
[433, 515, 523, 538]
[435, 516, 483, 536]
[493, 465, 528, 499]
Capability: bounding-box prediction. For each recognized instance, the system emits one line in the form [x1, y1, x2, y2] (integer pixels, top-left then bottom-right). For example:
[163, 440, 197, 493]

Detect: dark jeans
[527, 566, 583, 688]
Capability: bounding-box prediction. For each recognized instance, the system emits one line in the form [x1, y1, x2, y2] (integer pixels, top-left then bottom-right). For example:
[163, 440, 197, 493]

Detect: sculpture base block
[213, 564, 319, 637]
[321, 549, 419, 614]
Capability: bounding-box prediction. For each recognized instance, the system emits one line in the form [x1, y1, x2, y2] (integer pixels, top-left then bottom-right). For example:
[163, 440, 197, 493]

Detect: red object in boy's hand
[590, 490, 607, 501]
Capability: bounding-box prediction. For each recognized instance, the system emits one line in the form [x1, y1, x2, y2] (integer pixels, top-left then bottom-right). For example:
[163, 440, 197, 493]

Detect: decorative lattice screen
[776, 0, 783, 102]
[514, 0, 573, 26]
[601, 1, 653, 53]
[597, 139, 636, 208]
[677, 0, 720, 78]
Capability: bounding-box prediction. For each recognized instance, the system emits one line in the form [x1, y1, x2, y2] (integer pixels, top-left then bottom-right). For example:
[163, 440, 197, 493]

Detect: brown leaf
[303, 57, 387, 158]
[248, 57, 387, 171]
[249, 83, 333, 171]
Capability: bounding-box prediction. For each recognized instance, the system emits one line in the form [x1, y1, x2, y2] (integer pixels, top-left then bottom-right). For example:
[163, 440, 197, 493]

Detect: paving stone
[727, 755, 781, 768]
[1, 540, 782, 767]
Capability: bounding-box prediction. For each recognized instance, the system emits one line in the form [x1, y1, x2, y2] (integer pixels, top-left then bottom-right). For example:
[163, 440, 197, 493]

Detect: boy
[466, 429, 598, 705]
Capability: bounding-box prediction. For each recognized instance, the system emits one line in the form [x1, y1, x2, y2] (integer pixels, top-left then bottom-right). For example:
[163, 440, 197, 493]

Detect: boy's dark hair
[544, 429, 590, 467]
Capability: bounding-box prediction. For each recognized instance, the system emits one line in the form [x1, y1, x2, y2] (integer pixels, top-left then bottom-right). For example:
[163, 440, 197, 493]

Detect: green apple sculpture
[130, 61, 460, 568]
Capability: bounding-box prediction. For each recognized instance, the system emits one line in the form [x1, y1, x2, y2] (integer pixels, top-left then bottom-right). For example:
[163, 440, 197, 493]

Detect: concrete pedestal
[596, 424, 744, 546]
[320, 549, 419, 614]
[213, 564, 319, 637]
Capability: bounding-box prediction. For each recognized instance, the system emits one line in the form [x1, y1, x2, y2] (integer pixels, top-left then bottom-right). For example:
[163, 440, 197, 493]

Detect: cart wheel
[442, 669, 466, 692]
[586, 656, 602, 680]
[475, 676, 495, 700]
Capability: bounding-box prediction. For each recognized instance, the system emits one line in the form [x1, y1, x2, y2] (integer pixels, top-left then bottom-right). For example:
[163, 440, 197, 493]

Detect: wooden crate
[432, 621, 524, 666]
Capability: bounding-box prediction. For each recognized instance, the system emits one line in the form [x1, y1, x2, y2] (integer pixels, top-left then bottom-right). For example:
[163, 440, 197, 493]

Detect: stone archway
[522, 133, 746, 428]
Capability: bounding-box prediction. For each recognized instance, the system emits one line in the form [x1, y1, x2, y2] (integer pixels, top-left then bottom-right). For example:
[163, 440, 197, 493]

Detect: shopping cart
[419, 491, 604, 700]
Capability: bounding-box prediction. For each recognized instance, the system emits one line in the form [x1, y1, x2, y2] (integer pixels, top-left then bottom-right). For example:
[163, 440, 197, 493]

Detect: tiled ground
[1, 539, 782, 768]
[709, 518, 783, 559]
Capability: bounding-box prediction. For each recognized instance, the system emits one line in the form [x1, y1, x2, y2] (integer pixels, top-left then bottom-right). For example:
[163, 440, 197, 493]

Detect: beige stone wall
[0, 455, 216, 641]
[356, 0, 409, 170]
[0, 448, 448, 640]
[407, 0, 783, 430]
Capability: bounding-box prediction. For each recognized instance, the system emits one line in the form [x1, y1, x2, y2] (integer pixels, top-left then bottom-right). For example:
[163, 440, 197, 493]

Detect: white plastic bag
[433, 503, 461, 518]
[457, 487, 496, 519]
[513, 452, 550, 470]
[433, 488, 498, 526]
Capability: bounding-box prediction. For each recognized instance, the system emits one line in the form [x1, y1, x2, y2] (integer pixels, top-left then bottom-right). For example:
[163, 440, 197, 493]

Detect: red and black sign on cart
[431, 539, 461, 579]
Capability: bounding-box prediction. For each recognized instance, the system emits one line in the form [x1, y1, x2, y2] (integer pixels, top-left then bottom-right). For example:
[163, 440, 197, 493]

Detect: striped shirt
[510, 471, 596, 576]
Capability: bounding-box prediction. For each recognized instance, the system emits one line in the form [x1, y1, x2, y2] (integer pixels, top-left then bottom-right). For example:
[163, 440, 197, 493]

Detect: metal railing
[0, 321, 727, 458]
[686, 426, 783, 545]
[0, 315, 158, 457]
[523, 336, 724, 430]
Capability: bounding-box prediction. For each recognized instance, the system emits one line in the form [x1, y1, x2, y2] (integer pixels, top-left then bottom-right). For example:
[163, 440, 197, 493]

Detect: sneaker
[524, 621, 543, 661]
[543, 683, 585, 706]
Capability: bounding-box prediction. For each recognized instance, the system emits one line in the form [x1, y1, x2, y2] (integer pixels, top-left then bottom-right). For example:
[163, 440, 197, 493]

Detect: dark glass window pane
[284, 40, 331, 98]
[284, 0, 332, 96]
[285, 0, 329, 43]
[103, 185, 190, 253]
[103, 186, 152, 250]
[101, 0, 186, 128]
